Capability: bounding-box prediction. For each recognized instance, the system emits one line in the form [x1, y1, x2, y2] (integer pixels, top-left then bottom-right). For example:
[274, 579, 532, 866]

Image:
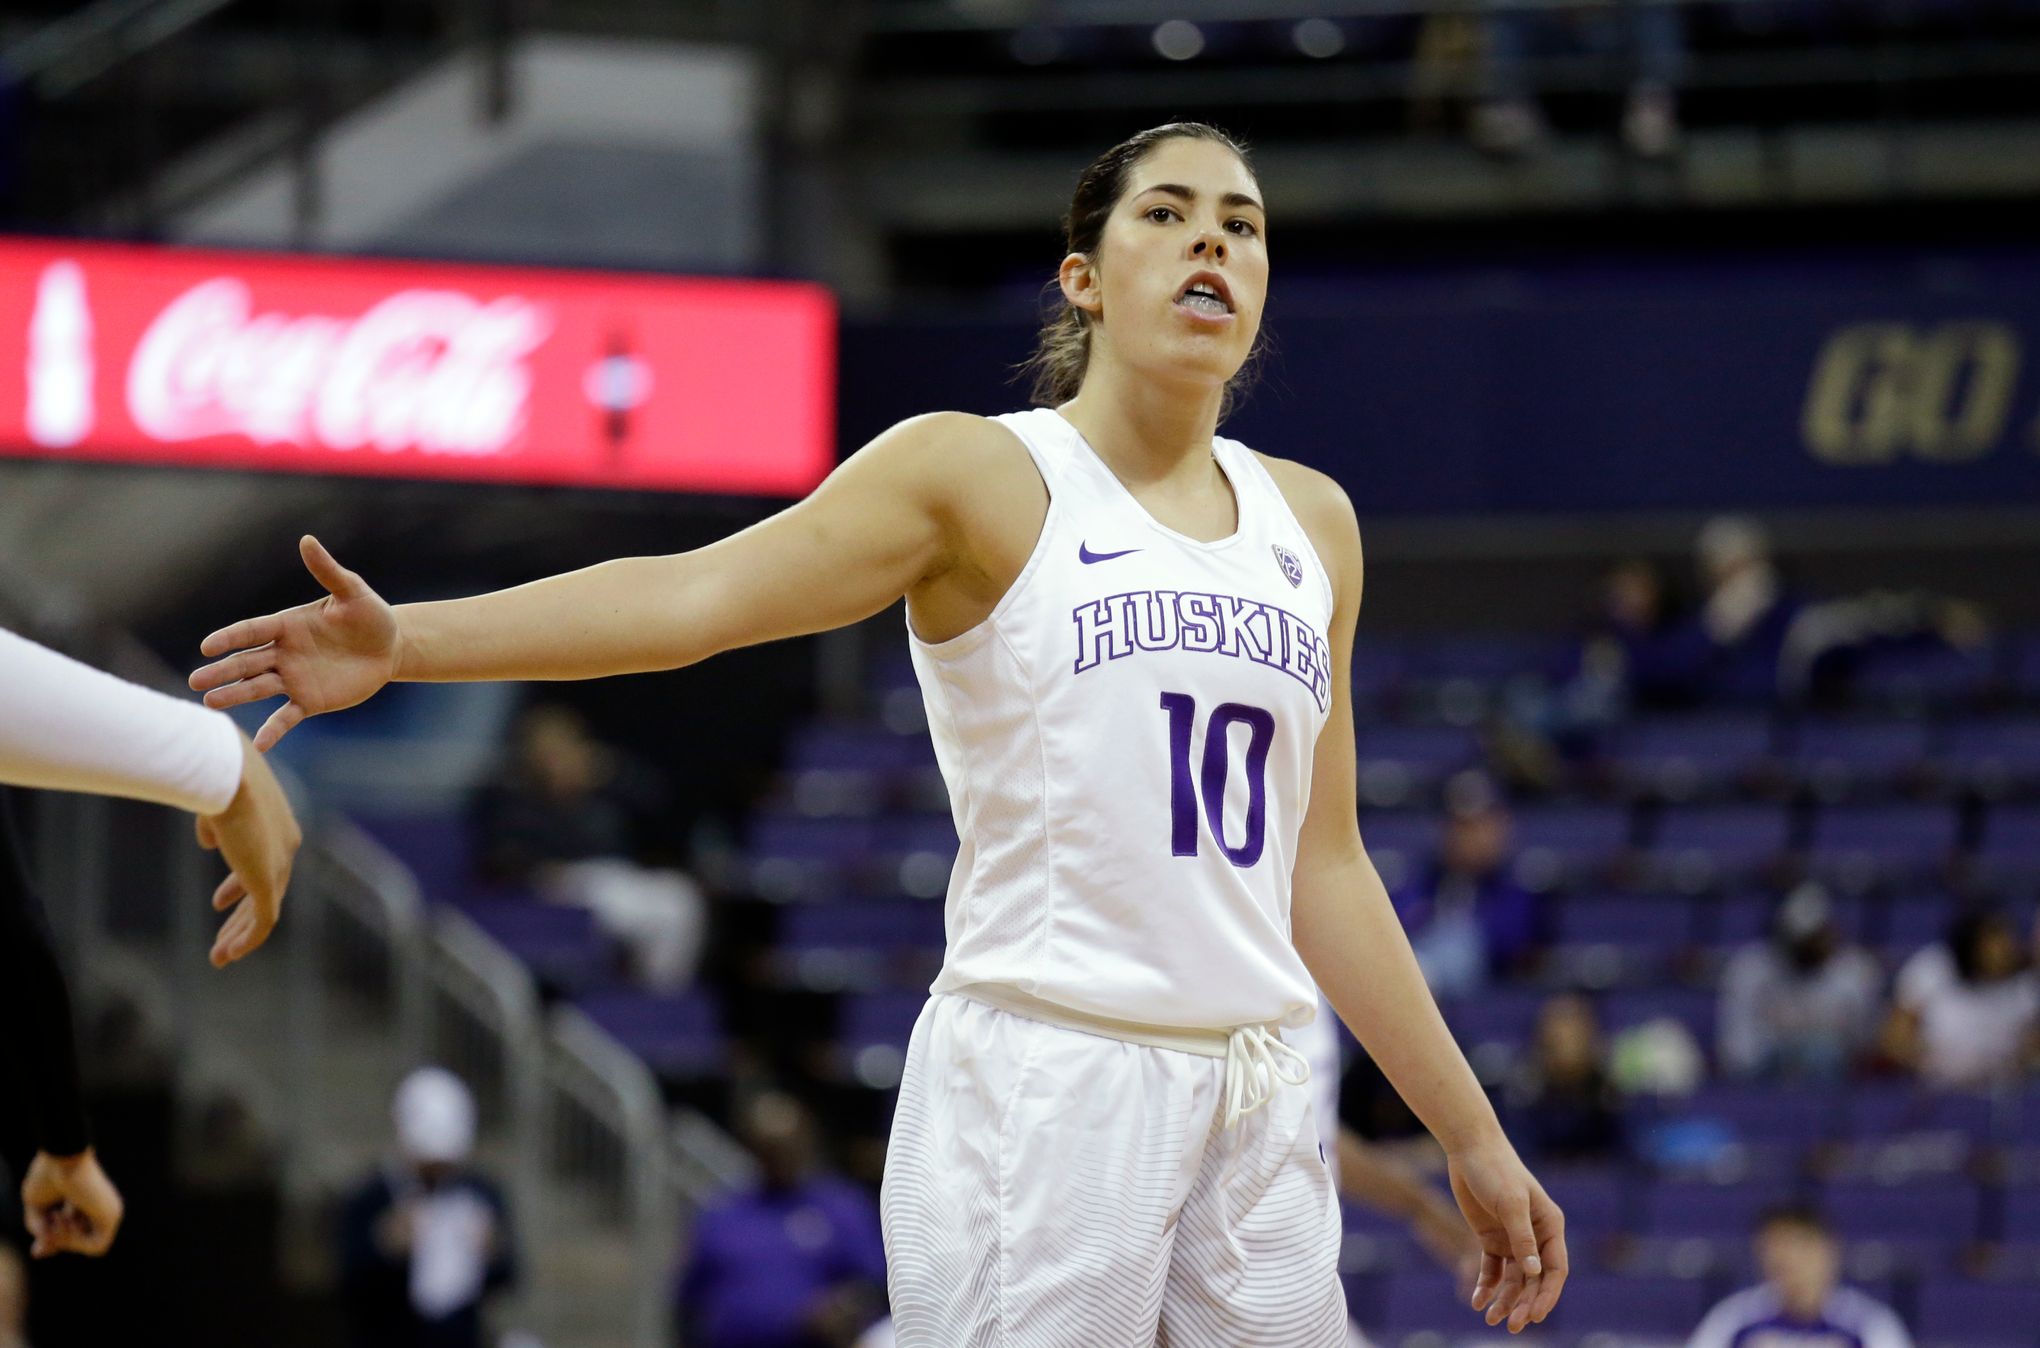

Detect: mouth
[1174, 271, 1235, 321]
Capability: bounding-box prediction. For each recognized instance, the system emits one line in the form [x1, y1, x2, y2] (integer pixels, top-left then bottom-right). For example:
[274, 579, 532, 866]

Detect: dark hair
[1019, 122, 1266, 421]
[1947, 907, 2018, 983]
[1755, 1203, 1831, 1239]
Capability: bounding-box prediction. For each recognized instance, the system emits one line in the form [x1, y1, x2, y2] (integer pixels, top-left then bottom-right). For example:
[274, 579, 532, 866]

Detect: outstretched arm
[1274, 464, 1567, 1335]
[192, 412, 1006, 748]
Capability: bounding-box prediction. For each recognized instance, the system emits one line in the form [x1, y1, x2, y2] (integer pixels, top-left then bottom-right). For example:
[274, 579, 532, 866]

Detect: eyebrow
[1136, 182, 1265, 215]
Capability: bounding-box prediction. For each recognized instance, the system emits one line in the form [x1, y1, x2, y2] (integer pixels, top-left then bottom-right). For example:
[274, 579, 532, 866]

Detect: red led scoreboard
[0, 237, 836, 495]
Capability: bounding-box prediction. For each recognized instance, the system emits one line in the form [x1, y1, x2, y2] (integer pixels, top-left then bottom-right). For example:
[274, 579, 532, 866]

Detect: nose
[1190, 233, 1226, 262]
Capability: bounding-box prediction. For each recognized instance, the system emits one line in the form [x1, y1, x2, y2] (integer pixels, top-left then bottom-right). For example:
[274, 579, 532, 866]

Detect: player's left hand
[194, 730, 301, 967]
[1446, 1135, 1567, 1333]
[20, 1148, 125, 1258]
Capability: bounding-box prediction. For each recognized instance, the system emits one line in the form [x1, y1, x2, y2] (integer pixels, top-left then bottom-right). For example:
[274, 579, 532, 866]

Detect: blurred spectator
[473, 704, 706, 990]
[1718, 883, 1884, 1081]
[1883, 909, 2040, 1090]
[339, 1069, 517, 1348]
[1506, 993, 1625, 1162]
[0, 1244, 26, 1348]
[676, 1091, 886, 1348]
[1472, 0, 1686, 157]
[1688, 1205, 1911, 1348]
[1393, 774, 1540, 998]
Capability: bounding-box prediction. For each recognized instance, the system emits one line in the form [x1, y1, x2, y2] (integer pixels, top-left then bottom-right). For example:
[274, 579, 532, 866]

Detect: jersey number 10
[1160, 692, 1275, 868]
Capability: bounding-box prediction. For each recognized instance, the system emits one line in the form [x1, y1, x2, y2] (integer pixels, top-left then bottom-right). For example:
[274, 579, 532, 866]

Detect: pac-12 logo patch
[1272, 543, 1303, 588]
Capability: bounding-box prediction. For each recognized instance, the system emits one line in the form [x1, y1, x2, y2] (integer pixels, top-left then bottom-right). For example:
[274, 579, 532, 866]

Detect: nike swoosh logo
[1078, 543, 1143, 564]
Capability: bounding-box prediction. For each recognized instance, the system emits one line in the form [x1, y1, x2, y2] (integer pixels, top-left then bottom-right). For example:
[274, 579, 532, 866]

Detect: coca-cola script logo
[126, 278, 553, 455]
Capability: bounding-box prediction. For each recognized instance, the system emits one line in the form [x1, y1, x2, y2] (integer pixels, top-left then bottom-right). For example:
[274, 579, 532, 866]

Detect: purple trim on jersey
[1728, 1311, 1866, 1348]
[1070, 589, 1332, 712]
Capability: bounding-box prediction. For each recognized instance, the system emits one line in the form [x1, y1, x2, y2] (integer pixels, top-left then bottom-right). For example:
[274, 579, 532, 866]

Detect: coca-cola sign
[0, 237, 835, 494]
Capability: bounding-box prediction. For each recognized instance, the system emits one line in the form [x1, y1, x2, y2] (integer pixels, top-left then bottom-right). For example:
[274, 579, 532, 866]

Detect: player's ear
[1058, 253, 1101, 320]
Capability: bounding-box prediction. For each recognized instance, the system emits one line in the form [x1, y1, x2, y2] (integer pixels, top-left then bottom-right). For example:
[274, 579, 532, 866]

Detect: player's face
[1076, 137, 1268, 397]
[1758, 1224, 1838, 1315]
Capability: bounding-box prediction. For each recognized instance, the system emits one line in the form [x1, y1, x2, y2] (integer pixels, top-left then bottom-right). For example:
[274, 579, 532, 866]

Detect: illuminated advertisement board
[0, 237, 836, 495]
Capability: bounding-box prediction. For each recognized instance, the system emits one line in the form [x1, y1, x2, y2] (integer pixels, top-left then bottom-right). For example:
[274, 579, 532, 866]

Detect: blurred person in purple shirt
[677, 1092, 886, 1348]
[1393, 775, 1541, 999]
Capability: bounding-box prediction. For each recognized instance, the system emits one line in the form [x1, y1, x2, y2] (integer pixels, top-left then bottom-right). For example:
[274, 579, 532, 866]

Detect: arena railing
[0, 593, 730, 1348]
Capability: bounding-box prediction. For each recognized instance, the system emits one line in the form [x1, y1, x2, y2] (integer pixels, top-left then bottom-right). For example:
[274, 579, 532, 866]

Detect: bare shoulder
[1254, 451, 1362, 565]
[851, 410, 1038, 503]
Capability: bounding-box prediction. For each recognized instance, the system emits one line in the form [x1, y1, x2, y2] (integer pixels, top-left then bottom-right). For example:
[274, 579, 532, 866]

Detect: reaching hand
[21, 1149, 124, 1258]
[1447, 1136, 1568, 1334]
[188, 536, 400, 751]
[194, 732, 302, 966]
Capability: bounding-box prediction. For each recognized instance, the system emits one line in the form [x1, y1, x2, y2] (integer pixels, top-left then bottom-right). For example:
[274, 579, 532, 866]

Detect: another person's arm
[0, 789, 122, 1258]
[1335, 1128, 1481, 1280]
[1275, 462, 1566, 1335]
[0, 627, 301, 965]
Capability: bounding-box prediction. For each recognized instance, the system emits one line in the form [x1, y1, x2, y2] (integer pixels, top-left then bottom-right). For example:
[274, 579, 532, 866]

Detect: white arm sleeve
[0, 626, 244, 815]
[1685, 1295, 1746, 1348]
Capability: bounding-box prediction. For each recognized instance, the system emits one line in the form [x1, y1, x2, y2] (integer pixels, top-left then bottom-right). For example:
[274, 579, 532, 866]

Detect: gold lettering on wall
[1803, 321, 2022, 464]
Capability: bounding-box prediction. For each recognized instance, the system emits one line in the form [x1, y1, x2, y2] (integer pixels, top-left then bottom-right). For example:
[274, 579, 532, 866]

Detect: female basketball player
[190, 123, 1567, 1345]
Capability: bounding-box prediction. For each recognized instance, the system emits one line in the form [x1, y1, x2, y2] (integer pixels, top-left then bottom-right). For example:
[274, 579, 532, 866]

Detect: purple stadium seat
[1407, 635, 1571, 684]
[575, 988, 725, 1077]
[1852, 645, 1997, 710]
[1820, 1179, 1983, 1250]
[1842, 1084, 1997, 1140]
[1914, 1278, 2040, 1348]
[1377, 1267, 1474, 1334]
[1604, 986, 1716, 1045]
[1351, 641, 1411, 711]
[874, 816, 961, 857]
[456, 897, 612, 991]
[1550, 1272, 1710, 1339]
[1943, 719, 2040, 792]
[1540, 1166, 1628, 1238]
[2004, 1186, 2040, 1244]
[1789, 719, 1932, 793]
[1444, 987, 1545, 1051]
[840, 989, 930, 1055]
[1512, 804, 1636, 871]
[1651, 805, 1795, 877]
[1880, 893, 1957, 948]
[1356, 723, 1484, 772]
[785, 724, 932, 774]
[1550, 893, 1696, 949]
[2012, 636, 2040, 700]
[748, 813, 878, 863]
[1681, 1084, 1837, 1150]
[1706, 892, 1782, 947]
[1979, 806, 2040, 866]
[1640, 1179, 1782, 1238]
[1610, 713, 1777, 797]
[354, 812, 474, 902]
[1807, 805, 1961, 880]
[779, 898, 946, 953]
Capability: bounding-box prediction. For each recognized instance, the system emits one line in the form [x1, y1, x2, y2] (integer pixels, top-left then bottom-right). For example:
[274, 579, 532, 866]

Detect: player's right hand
[21, 1148, 124, 1258]
[189, 535, 400, 751]
[194, 731, 302, 967]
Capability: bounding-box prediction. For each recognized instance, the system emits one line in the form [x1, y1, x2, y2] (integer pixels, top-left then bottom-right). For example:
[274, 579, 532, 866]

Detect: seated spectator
[0, 1243, 26, 1348]
[1473, 0, 1686, 158]
[1883, 909, 2040, 1090]
[473, 704, 706, 990]
[676, 1091, 886, 1348]
[1507, 993, 1625, 1162]
[338, 1069, 517, 1348]
[1718, 883, 1884, 1082]
[1393, 774, 1540, 999]
[1688, 1205, 1911, 1348]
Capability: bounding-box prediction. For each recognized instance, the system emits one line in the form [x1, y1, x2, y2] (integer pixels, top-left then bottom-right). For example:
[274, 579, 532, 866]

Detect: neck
[1058, 356, 1226, 488]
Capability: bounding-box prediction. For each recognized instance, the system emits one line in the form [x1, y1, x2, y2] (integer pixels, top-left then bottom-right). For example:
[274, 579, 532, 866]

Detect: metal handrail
[550, 1005, 675, 1348]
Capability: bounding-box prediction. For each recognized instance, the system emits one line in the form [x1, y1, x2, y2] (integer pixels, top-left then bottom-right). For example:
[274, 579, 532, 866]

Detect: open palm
[189, 535, 400, 750]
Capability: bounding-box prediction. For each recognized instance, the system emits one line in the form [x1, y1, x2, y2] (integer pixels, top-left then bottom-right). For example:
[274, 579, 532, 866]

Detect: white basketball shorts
[881, 992, 1349, 1347]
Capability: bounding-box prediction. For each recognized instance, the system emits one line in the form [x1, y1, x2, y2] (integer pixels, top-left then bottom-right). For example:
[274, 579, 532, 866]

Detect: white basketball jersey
[913, 407, 1335, 1031]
